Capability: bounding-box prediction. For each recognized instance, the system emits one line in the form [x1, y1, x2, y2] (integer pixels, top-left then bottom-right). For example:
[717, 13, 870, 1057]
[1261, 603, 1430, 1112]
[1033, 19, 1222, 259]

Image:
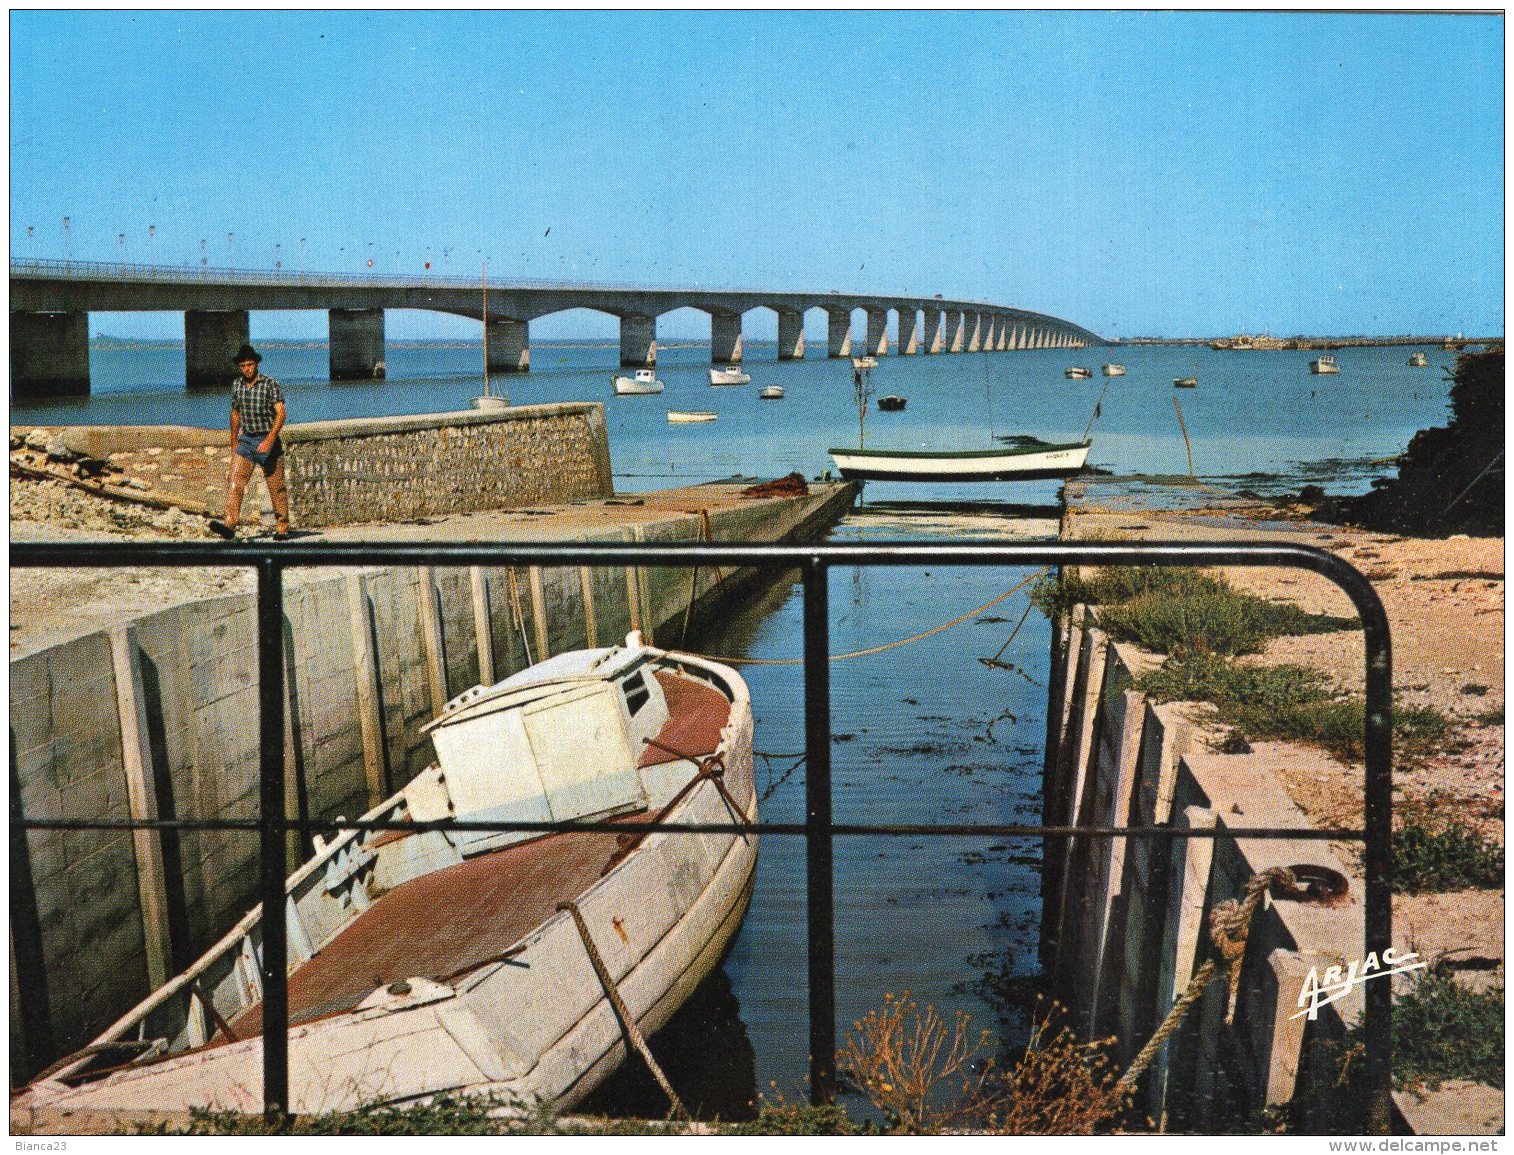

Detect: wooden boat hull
[613, 378, 664, 395]
[13, 645, 757, 1124]
[666, 411, 717, 423]
[827, 440, 1090, 482]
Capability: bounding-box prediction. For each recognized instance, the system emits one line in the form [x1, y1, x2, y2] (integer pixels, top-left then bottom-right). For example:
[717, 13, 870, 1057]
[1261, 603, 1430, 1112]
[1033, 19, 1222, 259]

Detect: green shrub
[1390, 966, 1504, 1089]
[1394, 802, 1505, 894]
[1037, 568, 1355, 656]
[1135, 656, 1455, 766]
[1031, 566, 1228, 618]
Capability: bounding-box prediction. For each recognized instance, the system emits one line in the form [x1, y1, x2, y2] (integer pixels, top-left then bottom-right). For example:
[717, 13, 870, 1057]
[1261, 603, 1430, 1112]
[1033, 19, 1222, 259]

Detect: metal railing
[9, 539, 1393, 1131]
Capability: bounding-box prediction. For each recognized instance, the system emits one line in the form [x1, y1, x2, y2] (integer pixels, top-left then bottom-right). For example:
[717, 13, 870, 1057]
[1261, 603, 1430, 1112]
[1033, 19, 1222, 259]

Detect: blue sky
[9, 9, 1504, 340]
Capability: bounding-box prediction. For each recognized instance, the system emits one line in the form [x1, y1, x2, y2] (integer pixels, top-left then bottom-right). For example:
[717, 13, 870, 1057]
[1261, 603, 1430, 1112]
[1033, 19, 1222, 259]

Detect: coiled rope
[705, 566, 1049, 666]
[1118, 866, 1297, 1090]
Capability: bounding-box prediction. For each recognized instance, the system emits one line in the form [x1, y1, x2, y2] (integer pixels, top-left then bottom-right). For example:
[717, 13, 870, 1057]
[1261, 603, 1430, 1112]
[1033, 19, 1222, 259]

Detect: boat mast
[853, 365, 871, 448]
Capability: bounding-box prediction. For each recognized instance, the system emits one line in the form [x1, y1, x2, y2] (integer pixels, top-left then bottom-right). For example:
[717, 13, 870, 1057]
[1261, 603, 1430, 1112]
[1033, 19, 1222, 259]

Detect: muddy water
[584, 491, 1065, 1119]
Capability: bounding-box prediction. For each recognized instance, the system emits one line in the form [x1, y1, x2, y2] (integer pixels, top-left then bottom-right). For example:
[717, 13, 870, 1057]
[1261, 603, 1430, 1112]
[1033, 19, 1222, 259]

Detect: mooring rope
[1117, 866, 1296, 1090]
[558, 899, 691, 1122]
[705, 566, 1049, 666]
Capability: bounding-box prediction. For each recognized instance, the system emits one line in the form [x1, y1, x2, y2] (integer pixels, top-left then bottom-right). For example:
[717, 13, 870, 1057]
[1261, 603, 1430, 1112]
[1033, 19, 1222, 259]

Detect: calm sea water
[13, 340, 1453, 1118]
[13, 340, 1455, 497]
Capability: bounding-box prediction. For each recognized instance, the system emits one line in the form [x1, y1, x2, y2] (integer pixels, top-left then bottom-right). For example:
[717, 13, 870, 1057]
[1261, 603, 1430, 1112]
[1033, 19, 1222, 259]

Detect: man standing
[208, 343, 290, 540]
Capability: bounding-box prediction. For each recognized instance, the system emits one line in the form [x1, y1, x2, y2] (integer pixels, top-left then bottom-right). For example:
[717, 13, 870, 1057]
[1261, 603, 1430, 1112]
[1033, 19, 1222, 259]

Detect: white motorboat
[758, 386, 784, 400]
[851, 356, 879, 370]
[1173, 376, 1198, 389]
[709, 366, 752, 386]
[666, 410, 718, 423]
[1100, 364, 1126, 377]
[612, 369, 665, 395]
[11, 635, 757, 1124]
[1309, 354, 1341, 375]
[1064, 366, 1093, 380]
[1408, 351, 1428, 367]
[827, 438, 1091, 482]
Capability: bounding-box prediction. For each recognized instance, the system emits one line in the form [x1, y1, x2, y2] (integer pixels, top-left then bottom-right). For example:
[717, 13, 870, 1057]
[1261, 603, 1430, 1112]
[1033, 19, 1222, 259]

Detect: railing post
[1362, 604, 1394, 1134]
[257, 558, 289, 1122]
[802, 557, 836, 1105]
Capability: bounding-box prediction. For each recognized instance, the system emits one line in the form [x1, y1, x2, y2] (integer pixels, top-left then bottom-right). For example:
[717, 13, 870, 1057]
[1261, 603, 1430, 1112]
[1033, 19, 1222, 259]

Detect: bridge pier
[984, 316, 1000, 352]
[10, 311, 89, 397]
[776, 309, 806, 360]
[898, 308, 920, 355]
[185, 310, 249, 388]
[329, 308, 387, 380]
[826, 310, 852, 358]
[619, 314, 657, 367]
[966, 312, 982, 353]
[948, 311, 965, 353]
[995, 318, 1008, 352]
[926, 309, 945, 353]
[864, 309, 889, 358]
[487, 318, 530, 373]
[710, 311, 743, 364]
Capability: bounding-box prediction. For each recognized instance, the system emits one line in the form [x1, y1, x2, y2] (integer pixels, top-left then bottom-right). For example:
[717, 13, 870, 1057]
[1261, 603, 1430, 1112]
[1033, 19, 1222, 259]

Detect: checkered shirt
[231, 373, 285, 435]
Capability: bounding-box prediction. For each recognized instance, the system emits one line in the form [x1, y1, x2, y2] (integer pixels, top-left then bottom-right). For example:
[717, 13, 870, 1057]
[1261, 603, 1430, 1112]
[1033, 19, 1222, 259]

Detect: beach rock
[23, 429, 50, 452]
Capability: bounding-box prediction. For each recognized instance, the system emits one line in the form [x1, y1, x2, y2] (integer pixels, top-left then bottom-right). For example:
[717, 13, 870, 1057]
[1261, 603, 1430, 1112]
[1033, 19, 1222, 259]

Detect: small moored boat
[1064, 366, 1093, 380]
[1309, 354, 1340, 375]
[758, 385, 784, 400]
[827, 438, 1091, 482]
[612, 369, 664, 395]
[876, 395, 907, 412]
[851, 356, 879, 370]
[1173, 376, 1198, 389]
[1408, 351, 1428, 367]
[709, 366, 752, 386]
[10, 635, 757, 1122]
[667, 410, 718, 423]
[1100, 364, 1126, 377]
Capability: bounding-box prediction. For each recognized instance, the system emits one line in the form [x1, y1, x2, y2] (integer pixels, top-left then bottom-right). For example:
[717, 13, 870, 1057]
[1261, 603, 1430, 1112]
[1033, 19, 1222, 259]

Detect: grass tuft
[1389, 966, 1504, 1089]
[1036, 566, 1355, 656]
[1135, 655, 1455, 766]
[1394, 799, 1505, 894]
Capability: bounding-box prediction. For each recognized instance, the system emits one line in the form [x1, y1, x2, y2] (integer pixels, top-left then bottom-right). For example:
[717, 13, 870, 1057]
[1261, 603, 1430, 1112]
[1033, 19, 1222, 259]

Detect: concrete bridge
[9, 259, 1104, 396]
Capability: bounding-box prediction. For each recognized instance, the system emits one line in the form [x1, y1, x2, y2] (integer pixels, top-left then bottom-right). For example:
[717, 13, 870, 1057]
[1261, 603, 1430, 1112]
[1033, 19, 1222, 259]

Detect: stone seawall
[14, 403, 614, 528]
[8, 480, 854, 1082]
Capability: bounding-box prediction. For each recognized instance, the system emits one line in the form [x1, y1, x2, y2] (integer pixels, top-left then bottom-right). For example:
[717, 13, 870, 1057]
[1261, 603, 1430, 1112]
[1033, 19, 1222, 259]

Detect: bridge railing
[7, 259, 1083, 333]
[7, 257, 765, 295]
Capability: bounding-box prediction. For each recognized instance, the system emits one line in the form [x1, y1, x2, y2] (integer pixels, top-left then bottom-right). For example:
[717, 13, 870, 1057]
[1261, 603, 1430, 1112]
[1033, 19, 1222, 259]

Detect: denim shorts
[235, 432, 283, 471]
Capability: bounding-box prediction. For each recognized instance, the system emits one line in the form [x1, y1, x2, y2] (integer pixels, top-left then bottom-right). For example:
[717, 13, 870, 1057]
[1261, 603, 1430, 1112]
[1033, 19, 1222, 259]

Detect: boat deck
[218, 671, 732, 1043]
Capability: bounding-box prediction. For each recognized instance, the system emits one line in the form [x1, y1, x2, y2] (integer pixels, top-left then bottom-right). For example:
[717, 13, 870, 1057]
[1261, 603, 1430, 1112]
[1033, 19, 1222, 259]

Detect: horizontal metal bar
[12, 816, 1364, 841]
[9, 538, 1375, 578]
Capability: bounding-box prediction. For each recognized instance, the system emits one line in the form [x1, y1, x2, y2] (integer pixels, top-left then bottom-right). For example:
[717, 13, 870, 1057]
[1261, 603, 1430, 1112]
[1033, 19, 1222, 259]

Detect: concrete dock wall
[17, 402, 613, 528]
[1043, 610, 1365, 1131]
[8, 481, 853, 1081]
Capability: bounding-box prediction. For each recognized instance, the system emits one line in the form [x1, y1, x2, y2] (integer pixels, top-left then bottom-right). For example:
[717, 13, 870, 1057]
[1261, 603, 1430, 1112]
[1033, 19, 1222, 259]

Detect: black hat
[233, 344, 262, 364]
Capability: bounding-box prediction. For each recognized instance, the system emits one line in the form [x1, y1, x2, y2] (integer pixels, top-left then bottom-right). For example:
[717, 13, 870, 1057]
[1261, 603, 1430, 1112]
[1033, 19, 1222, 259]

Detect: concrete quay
[1042, 478, 1503, 1135]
